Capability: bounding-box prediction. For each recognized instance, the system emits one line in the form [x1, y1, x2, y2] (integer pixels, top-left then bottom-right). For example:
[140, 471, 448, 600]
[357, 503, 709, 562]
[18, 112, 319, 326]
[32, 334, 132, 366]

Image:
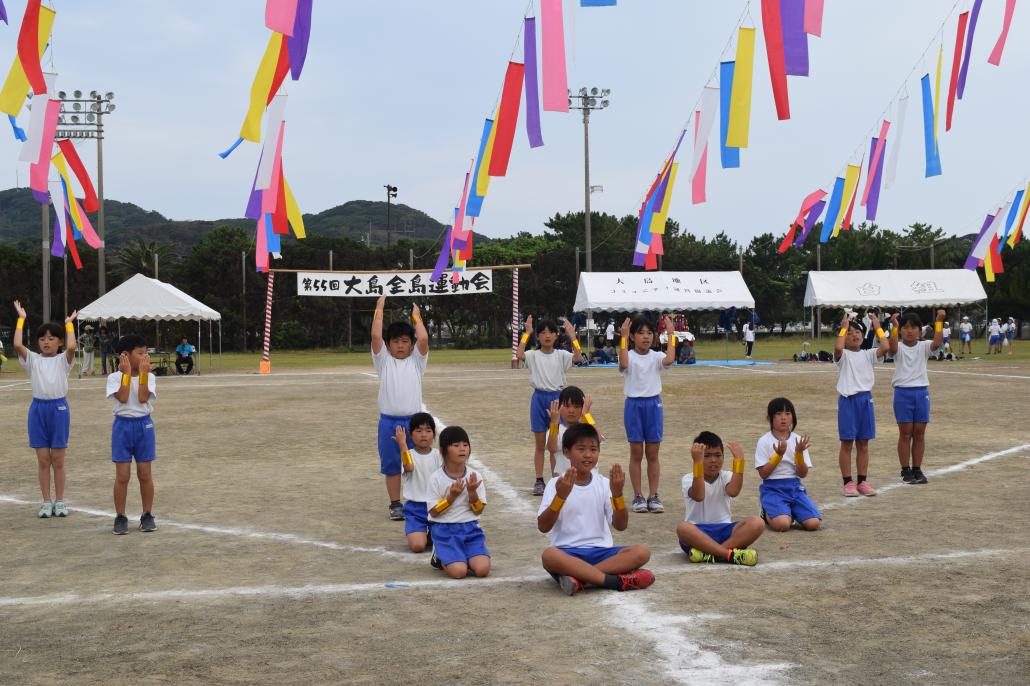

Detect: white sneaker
[38, 500, 54, 518]
[53, 500, 69, 517]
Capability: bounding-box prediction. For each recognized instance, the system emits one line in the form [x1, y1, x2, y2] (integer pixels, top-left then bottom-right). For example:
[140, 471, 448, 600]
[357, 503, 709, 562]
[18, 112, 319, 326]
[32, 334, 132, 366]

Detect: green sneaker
[730, 548, 758, 566]
[687, 547, 717, 563]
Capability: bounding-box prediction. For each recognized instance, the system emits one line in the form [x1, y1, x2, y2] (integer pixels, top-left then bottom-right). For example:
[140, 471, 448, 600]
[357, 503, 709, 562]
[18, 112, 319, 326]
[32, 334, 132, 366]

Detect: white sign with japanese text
[296, 270, 494, 298]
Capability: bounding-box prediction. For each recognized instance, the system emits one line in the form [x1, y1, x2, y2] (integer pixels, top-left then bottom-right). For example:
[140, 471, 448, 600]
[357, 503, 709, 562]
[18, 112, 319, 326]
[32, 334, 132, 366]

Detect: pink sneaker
[857, 481, 877, 496]
[842, 481, 859, 497]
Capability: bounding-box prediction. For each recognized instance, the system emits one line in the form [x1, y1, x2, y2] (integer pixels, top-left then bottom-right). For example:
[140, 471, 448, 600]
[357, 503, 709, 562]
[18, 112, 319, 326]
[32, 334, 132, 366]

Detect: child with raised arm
[678, 432, 763, 565]
[106, 335, 158, 534]
[426, 426, 489, 579]
[889, 310, 945, 485]
[619, 314, 676, 513]
[393, 412, 442, 552]
[538, 423, 654, 595]
[371, 295, 429, 521]
[545, 385, 600, 475]
[755, 398, 821, 531]
[515, 315, 583, 495]
[12, 301, 77, 518]
[834, 312, 890, 497]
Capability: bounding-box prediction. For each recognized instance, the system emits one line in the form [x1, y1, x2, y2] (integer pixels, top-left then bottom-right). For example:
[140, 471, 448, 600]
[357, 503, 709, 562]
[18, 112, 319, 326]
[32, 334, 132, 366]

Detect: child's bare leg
[911, 423, 927, 469]
[113, 463, 131, 514]
[838, 440, 854, 478]
[595, 544, 650, 574]
[468, 555, 490, 577]
[677, 522, 730, 557]
[855, 440, 870, 476]
[407, 532, 428, 553]
[384, 474, 401, 502]
[136, 462, 154, 512]
[35, 448, 52, 501]
[725, 517, 764, 548]
[644, 442, 661, 497]
[897, 422, 913, 468]
[767, 514, 792, 532]
[444, 561, 469, 579]
[628, 442, 644, 495]
[541, 547, 607, 585]
[533, 431, 546, 479]
[50, 448, 66, 501]
[799, 518, 821, 530]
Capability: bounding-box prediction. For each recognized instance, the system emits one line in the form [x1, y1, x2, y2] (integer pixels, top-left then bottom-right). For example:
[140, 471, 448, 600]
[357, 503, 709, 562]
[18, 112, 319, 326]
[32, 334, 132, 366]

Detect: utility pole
[384, 184, 398, 247]
[569, 87, 610, 273]
[41, 203, 51, 323]
[409, 248, 414, 270]
[815, 243, 822, 339]
[241, 251, 247, 352]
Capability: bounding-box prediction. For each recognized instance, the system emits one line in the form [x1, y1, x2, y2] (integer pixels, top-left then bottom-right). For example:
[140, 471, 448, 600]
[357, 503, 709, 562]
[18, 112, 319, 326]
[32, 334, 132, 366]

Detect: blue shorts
[759, 478, 821, 522]
[111, 415, 156, 463]
[678, 522, 739, 552]
[624, 395, 663, 443]
[27, 397, 70, 449]
[989, 335, 1002, 346]
[838, 391, 875, 441]
[403, 500, 429, 536]
[377, 413, 414, 476]
[942, 336, 950, 345]
[1007, 331, 1016, 341]
[960, 332, 971, 342]
[530, 389, 561, 433]
[893, 385, 930, 424]
[430, 521, 489, 566]
[549, 545, 625, 581]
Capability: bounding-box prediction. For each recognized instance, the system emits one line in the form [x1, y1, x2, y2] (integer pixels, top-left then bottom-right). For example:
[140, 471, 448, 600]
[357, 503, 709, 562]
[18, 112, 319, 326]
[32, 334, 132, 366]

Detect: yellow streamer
[649, 163, 679, 235]
[1008, 182, 1030, 249]
[51, 152, 86, 231]
[984, 249, 995, 282]
[239, 33, 283, 143]
[283, 176, 306, 238]
[0, 6, 56, 116]
[831, 164, 861, 238]
[933, 43, 943, 148]
[475, 113, 498, 196]
[725, 27, 756, 149]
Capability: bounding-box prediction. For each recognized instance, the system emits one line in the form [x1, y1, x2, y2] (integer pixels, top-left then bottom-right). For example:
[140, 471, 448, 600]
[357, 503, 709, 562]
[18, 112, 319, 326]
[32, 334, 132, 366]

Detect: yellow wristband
[582, 412, 596, 425]
[139, 372, 148, 387]
[935, 321, 943, 332]
[433, 498, 450, 514]
[692, 463, 704, 478]
[65, 322, 74, 333]
[837, 327, 848, 337]
[875, 327, 886, 339]
[401, 450, 414, 467]
[470, 500, 484, 514]
[794, 451, 805, 466]
[572, 339, 581, 351]
[520, 332, 529, 346]
[732, 458, 746, 474]
[669, 335, 677, 348]
[620, 336, 628, 350]
[16, 317, 25, 330]
[549, 495, 565, 513]
[120, 373, 130, 388]
[611, 495, 625, 511]
[548, 422, 559, 438]
[769, 452, 782, 467]
[891, 327, 899, 339]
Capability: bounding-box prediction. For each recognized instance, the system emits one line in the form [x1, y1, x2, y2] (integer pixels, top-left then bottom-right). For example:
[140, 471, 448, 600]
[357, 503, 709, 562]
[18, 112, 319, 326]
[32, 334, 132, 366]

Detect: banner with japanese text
[296, 270, 494, 297]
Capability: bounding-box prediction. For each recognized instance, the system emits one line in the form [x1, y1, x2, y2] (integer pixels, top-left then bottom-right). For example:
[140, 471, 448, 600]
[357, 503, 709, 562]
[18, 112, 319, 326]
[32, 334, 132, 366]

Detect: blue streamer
[920, 75, 942, 177]
[719, 62, 740, 169]
[265, 213, 281, 253]
[820, 177, 846, 243]
[999, 189, 1023, 250]
[465, 118, 493, 218]
[218, 136, 245, 159]
[581, 0, 616, 5]
[8, 114, 26, 141]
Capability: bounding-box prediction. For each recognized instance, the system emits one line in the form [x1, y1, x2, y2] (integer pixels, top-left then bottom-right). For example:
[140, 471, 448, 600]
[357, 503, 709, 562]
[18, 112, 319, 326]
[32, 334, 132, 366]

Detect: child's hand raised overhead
[609, 464, 625, 495]
[663, 314, 674, 333]
[465, 471, 481, 494]
[524, 314, 534, 333]
[774, 437, 788, 457]
[13, 300, 26, 319]
[393, 425, 407, 448]
[555, 468, 575, 498]
[562, 317, 576, 338]
[690, 442, 706, 463]
[891, 312, 900, 327]
[583, 394, 593, 415]
[547, 399, 560, 424]
[936, 308, 947, 322]
[65, 309, 78, 324]
[795, 434, 811, 453]
[620, 318, 631, 337]
[868, 313, 881, 331]
[728, 442, 744, 459]
[447, 478, 466, 500]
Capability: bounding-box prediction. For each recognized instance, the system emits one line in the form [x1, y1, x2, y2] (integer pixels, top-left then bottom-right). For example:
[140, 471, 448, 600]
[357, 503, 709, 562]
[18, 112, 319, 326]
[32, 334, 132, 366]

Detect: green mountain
[0, 188, 458, 249]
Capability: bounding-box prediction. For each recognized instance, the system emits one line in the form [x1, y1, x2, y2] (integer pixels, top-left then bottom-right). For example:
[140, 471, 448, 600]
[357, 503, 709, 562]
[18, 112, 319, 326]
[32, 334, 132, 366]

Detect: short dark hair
[558, 386, 585, 407]
[409, 412, 436, 435]
[847, 320, 864, 334]
[899, 312, 922, 329]
[562, 422, 599, 451]
[385, 321, 416, 343]
[439, 426, 470, 456]
[693, 431, 724, 452]
[535, 319, 559, 335]
[767, 397, 798, 431]
[630, 315, 654, 335]
[34, 322, 65, 342]
[116, 334, 148, 355]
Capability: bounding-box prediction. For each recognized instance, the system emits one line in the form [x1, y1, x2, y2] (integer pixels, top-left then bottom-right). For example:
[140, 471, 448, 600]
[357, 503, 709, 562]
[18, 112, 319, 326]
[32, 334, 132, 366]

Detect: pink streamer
[28, 99, 59, 199]
[450, 168, 473, 252]
[691, 112, 709, 205]
[803, 0, 824, 36]
[988, 0, 1016, 66]
[541, 0, 569, 112]
[255, 219, 269, 272]
[69, 194, 103, 248]
[861, 120, 891, 206]
[265, 0, 298, 36]
[261, 123, 286, 215]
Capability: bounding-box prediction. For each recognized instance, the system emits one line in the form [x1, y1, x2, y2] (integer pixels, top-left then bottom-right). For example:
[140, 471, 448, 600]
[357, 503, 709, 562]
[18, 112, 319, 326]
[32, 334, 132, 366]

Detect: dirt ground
[1, 356, 1028, 685]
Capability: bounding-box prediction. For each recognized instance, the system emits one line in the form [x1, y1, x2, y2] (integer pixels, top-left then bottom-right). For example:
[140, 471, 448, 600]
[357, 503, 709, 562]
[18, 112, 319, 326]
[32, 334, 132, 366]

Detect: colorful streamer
[265, 0, 298, 36]
[283, 176, 305, 238]
[55, 139, 98, 212]
[691, 110, 709, 205]
[476, 110, 498, 196]
[256, 94, 288, 190]
[1007, 183, 1030, 248]
[28, 97, 58, 204]
[8, 114, 26, 141]
[920, 74, 942, 177]
[999, 189, 1024, 247]
[726, 28, 756, 148]
[861, 120, 890, 206]
[718, 61, 740, 168]
[966, 211, 999, 270]
[932, 43, 943, 146]
[795, 198, 826, 245]
[524, 17, 544, 149]
[430, 228, 453, 282]
[466, 118, 493, 218]
[0, 4, 53, 116]
[781, 0, 809, 77]
[287, 0, 313, 80]
[0, 1, 7, 24]
[819, 176, 845, 243]
[50, 199, 64, 258]
[16, 0, 46, 96]
[945, 11, 969, 132]
[761, 0, 791, 120]
[239, 33, 287, 144]
[778, 188, 826, 253]
[541, 0, 569, 112]
[65, 213, 82, 270]
[957, 0, 983, 99]
[651, 163, 679, 235]
[581, 0, 616, 6]
[884, 91, 908, 189]
[987, 235, 1003, 277]
[988, 0, 1017, 66]
[803, 0, 824, 36]
[487, 61, 524, 177]
[865, 137, 887, 221]
[836, 163, 862, 235]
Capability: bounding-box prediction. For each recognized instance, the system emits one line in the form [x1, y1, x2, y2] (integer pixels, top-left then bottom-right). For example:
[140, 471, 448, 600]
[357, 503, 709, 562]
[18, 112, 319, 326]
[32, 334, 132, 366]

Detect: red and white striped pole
[259, 271, 275, 374]
[510, 267, 519, 369]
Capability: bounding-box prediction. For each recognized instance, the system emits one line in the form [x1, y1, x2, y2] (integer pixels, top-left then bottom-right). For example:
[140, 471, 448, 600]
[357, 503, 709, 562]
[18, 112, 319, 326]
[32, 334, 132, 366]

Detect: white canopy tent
[77, 274, 222, 374]
[804, 269, 987, 308]
[574, 271, 755, 312]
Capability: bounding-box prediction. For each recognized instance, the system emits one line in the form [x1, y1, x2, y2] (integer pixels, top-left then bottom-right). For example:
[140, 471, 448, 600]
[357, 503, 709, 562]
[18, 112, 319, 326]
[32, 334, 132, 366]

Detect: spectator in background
[100, 326, 116, 374]
[591, 337, 612, 365]
[959, 316, 973, 355]
[605, 318, 615, 349]
[175, 336, 196, 375]
[677, 324, 696, 364]
[1005, 317, 1016, 355]
[79, 324, 97, 376]
[742, 320, 756, 359]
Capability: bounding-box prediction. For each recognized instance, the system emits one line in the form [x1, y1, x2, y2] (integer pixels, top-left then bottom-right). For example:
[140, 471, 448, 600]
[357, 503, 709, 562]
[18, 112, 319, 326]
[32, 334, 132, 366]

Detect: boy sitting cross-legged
[538, 423, 654, 596]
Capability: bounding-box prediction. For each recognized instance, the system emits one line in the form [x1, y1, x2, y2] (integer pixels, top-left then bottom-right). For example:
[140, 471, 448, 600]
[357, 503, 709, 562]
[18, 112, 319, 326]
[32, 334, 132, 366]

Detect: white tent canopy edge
[803, 269, 987, 308]
[573, 271, 756, 312]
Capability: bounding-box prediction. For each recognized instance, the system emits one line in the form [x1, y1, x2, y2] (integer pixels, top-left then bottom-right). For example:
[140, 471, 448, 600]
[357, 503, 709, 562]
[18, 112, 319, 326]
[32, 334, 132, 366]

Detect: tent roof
[573, 271, 755, 312]
[78, 274, 221, 322]
[803, 269, 987, 308]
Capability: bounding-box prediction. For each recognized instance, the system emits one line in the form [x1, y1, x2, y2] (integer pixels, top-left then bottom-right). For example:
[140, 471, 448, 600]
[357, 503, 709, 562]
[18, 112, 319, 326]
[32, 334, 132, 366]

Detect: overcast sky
[1, 0, 1027, 246]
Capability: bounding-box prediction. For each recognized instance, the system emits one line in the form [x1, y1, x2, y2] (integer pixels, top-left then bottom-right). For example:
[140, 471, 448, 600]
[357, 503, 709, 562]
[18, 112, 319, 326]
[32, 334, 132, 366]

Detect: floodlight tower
[569, 87, 610, 273]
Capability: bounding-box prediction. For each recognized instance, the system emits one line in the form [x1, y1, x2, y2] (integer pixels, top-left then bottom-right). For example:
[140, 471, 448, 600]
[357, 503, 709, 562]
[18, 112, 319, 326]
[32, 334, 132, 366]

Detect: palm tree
[112, 239, 178, 279]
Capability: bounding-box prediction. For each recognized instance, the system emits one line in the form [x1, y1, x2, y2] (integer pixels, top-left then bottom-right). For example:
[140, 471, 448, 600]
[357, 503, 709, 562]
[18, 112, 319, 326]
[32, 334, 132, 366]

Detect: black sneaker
[901, 468, 915, 484]
[430, 550, 443, 570]
[388, 501, 404, 521]
[910, 468, 928, 484]
[112, 514, 129, 535]
[139, 512, 157, 532]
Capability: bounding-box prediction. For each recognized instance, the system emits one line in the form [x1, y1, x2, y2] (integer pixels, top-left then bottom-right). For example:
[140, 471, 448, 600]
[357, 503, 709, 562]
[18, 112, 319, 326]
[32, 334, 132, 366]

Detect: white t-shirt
[605, 324, 615, 341]
[754, 431, 812, 480]
[621, 349, 666, 397]
[1000, 323, 1009, 335]
[538, 472, 614, 548]
[554, 424, 570, 474]
[372, 345, 428, 416]
[989, 322, 1001, 336]
[20, 351, 73, 399]
[743, 323, 755, 342]
[943, 325, 951, 338]
[681, 470, 734, 524]
[426, 466, 487, 524]
[893, 340, 933, 388]
[524, 348, 573, 391]
[959, 322, 972, 335]
[106, 372, 157, 417]
[401, 447, 442, 503]
[835, 348, 879, 396]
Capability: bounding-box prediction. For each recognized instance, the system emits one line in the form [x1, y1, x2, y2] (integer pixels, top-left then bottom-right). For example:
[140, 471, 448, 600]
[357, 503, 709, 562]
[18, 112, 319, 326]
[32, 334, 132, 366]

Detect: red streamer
[839, 164, 862, 231]
[488, 61, 525, 177]
[273, 167, 288, 234]
[66, 218, 83, 270]
[17, 0, 46, 96]
[988, 236, 1004, 273]
[55, 139, 99, 213]
[267, 34, 291, 106]
[946, 12, 969, 131]
[761, 0, 791, 120]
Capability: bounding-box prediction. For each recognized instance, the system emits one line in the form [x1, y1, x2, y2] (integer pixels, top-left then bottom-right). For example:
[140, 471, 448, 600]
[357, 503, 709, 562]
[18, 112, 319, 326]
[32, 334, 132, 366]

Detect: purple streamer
[964, 213, 995, 269]
[865, 136, 887, 221]
[0, 1, 7, 24]
[32, 189, 49, 204]
[794, 199, 826, 245]
[957, 0, 982, 99]
[524, 17, 544, 148]
[287, 0, 313, 80]
[51, 212, 64, 257]
[245, 153, 263, 219]
[430, 227, 453, 282]
[781, 0, 809, 76]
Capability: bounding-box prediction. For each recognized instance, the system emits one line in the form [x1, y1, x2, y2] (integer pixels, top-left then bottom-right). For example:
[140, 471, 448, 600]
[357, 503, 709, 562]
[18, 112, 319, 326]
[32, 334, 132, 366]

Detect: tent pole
[197, 320, 201, 376]
[218, 321, 223, 370]
[209, 320, 213, 370]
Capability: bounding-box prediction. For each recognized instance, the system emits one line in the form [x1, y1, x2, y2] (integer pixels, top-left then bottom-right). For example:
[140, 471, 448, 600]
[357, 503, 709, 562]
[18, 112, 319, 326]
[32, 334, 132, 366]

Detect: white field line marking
[820, 442, 1030, 511]
[927, 368, 1030, 380]
[599, 593, 790, 684]
[0, 495, 420, 563]
[0, 547, 1016, 609]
